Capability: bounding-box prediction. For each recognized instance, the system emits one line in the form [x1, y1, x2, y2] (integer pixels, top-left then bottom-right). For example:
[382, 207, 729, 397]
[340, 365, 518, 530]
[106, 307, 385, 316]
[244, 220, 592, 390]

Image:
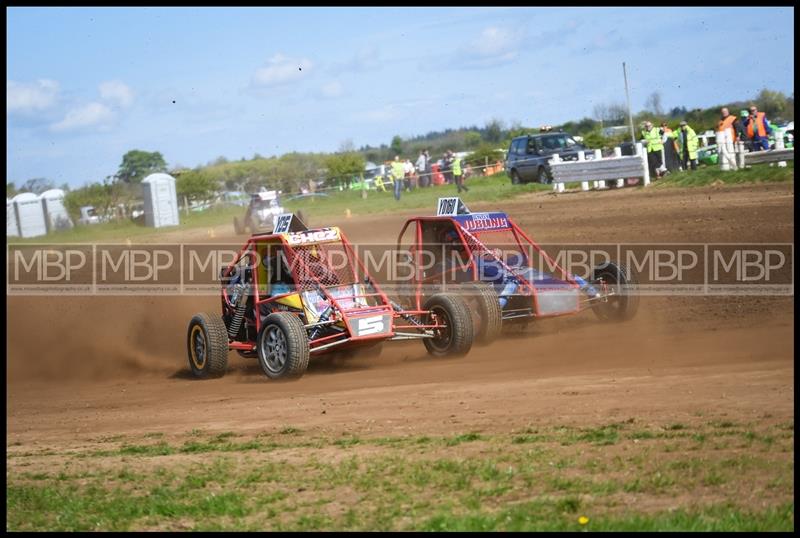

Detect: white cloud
[320, 80, 344, 98]
[458, 26, 524, 68]
[99, 80, 134, 108]
[50, 102, 114, 132]
[252, 54, 313, 87]
[7, 79, 60, 113]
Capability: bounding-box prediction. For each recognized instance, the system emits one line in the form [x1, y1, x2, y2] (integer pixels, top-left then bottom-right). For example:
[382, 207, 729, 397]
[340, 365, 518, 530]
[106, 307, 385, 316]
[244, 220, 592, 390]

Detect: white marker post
[594, 149, 605, 189]
[637, 143, 650, 186]
[578, 151, 589, 191]
[614, 147, 624, 188]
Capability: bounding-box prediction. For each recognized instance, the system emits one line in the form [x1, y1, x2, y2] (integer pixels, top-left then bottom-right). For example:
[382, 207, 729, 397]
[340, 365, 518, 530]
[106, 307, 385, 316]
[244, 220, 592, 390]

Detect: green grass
[6, 421, 793, 531]
[9, 164, 792, 245]
[283, 172, 551, 221]
[654, 160, 793, 187]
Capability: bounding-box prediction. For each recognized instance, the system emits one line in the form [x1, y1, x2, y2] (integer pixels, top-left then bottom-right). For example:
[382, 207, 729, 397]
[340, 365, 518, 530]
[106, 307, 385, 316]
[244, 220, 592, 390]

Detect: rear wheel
[591, 262, 639, 322]
[423, 294, 474, 357]
[510, 169, 522, 185]
[257, 312, 310, 379]
[187, 313, 229, 378]
[462, 282, 502, 344]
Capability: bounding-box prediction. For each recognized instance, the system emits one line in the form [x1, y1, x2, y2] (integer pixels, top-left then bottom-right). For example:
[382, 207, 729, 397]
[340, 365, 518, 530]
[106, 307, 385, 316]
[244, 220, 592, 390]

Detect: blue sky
[7, 6, 795, 188]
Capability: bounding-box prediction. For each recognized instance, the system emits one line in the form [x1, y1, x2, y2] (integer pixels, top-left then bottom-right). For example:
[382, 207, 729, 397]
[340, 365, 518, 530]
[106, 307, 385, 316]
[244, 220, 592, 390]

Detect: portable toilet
[141, 173, 179, 228]
[7, 198, 19, 236]
[40, 188, 73, 232]
[12, 192, 47, 238]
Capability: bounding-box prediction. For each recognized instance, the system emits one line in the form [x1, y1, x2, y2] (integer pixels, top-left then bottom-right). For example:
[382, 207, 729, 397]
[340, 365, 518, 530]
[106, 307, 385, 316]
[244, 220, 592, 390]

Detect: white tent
[12, 192, 47, 238]
[142, 173, 179, 228]
[7, 198, 19, 237]
[40, 188, 74, 232]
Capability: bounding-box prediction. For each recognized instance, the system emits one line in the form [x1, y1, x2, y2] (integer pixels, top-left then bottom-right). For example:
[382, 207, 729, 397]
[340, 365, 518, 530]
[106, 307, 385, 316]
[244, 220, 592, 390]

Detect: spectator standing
[660, 121, 682, 172]
[453, 153, 468, 193]
[744, 104, 773, 151]
[415, 149, 429, 188]
[641, 121, 665, 178]
[404, 159, 415, 190]
[390, 156, 405, 201]
[673, 121, 699, 171]
[442, 150, 454, 184]
[717, 107, 740, 143]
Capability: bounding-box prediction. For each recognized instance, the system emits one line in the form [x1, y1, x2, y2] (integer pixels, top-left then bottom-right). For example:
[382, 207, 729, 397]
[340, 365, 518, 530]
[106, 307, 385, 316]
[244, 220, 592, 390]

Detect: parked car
[504, 132, 589, 184]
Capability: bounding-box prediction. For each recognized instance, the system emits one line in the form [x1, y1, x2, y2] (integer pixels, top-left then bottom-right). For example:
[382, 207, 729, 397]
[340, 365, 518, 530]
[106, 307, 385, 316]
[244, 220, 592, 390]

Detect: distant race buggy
[188, 213, 475, 380]
[393, 198, 639, 343]
[233, 190, 287, 235]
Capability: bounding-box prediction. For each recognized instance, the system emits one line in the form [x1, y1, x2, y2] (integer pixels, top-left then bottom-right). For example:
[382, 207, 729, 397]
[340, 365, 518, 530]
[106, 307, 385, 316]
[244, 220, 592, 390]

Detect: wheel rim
[597, 274, 624, 317]
[190, 325, 207, 370]
[428, 306, 453, 353]
[262, 325, 288, 374]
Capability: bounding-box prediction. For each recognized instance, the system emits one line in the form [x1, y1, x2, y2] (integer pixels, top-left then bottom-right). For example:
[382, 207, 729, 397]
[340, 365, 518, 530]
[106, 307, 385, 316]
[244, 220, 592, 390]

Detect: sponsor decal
[284, 227, 341, 245]
[455, 212, 510, 232]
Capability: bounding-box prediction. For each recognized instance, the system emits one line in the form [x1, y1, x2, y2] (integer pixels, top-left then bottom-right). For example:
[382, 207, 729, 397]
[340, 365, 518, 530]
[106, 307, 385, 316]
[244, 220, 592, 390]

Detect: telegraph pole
[623, 62, 635, 144]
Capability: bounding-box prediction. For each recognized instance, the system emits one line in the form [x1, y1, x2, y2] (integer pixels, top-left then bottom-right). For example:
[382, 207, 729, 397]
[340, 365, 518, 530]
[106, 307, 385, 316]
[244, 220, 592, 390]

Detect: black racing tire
[257, 312, 310, 379]
[187, 313, 229, 378]
[245, 215, 257, 234]
[536, 166, 552, 184]
[591, 262, 640, 322]
[462, 282, 502, 344]
[233, 216, 244, 235]
[422, 293, 474, 357]
[510, 169, 521, 185]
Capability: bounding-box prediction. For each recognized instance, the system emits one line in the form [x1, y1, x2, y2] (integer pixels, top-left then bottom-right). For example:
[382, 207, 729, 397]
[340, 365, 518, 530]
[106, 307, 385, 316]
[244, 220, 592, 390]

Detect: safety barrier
[548, 143, 650, 193]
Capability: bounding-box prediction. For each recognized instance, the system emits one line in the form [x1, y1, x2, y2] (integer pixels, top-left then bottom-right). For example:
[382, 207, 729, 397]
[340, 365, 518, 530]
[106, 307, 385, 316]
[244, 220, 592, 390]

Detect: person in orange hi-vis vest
[744, 104, 773, 152]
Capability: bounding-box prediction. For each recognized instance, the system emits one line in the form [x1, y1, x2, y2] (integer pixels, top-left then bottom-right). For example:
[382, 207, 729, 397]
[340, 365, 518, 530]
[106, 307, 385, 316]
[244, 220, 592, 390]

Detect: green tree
[324, 151, 365, 189]
[116, 150, 167, 183]
[755, 88, 789, 120]
[21, 177, 54, 195]
[464, 131, 482, 149]
[7, 182, 18, 197]
[176, 169, 219, 202]
[484, 118, 506, 143]
[63, 179, 126, 221]
[390, 135, 404, 157]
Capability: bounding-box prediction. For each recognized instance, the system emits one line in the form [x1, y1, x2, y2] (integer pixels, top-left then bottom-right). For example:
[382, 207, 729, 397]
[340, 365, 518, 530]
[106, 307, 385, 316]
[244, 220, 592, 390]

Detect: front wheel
[422, 294, 474, 357]
[536, 166, 552, 184]
[462, 282, 502, 344]
[187, 313, 229, 378]
[510, 169, 522, 185]
[257, 312, 310, 379]
[591, 262, 639, 322]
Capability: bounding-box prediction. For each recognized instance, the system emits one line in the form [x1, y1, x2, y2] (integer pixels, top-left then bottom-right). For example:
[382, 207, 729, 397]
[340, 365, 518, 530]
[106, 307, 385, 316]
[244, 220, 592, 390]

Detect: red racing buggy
[187, 214, 475, 380]
[393, 198, 639, 342]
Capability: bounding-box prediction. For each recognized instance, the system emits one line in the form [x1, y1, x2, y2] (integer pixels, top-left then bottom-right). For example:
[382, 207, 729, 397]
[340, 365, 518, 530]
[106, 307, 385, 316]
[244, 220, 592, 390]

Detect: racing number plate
[351, 314, 392, 337]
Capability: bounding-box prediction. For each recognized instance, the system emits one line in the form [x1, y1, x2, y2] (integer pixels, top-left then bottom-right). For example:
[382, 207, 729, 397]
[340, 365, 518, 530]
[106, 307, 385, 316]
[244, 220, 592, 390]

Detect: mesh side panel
[289, 242, 358, 291]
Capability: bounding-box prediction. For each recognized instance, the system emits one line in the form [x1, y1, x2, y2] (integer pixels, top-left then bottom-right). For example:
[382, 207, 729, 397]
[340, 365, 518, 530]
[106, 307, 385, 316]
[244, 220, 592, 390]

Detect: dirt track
[6, 183, 794, 446]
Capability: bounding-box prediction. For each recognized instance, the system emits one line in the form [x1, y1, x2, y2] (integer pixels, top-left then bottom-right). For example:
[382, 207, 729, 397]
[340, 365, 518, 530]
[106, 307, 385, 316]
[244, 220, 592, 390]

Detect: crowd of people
[374, 149, 471, 201]
[640, 104, 777, 179]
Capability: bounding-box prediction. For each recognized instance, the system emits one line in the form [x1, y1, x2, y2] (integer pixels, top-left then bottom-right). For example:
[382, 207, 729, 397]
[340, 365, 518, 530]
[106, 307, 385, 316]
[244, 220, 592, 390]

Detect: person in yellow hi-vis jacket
[671, 120, 699, 171]
[641, 120, 664, 178]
